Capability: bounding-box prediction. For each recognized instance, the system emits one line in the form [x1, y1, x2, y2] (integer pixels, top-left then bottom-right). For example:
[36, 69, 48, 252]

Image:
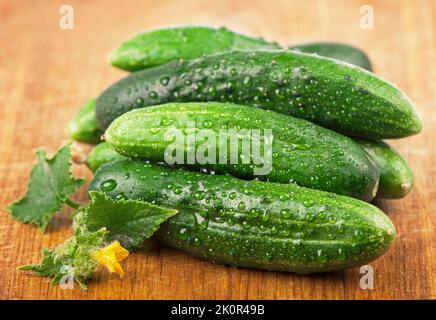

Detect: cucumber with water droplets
[88, 160, 396, 274]
[109, 26, 280, 71]
[90, 138, 412, 200]
[357, 140, 414, 198]
[290, 42, 372, 71]
[105, 102, 379, 201]
[68, 98, 102, 144]
[87, 139, 411, 199]
[86, 142, 126, 172]
[96, 50, 422, 139]
[71, 40, 374, 144]
[110, 26, 372, 72]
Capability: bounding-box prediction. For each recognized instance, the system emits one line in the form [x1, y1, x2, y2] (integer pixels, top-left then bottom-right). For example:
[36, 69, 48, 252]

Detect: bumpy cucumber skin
[357, 140, 414, 198]
[96, 50, 422, 139]
[68, 98, 102, 144]
[89, 160, 396, 274]
[109, 26, 280, 71]
[105, 102, 379, 201]
[73, 41, 373, 143]
[110, 26, 371, 72]
[86, 142, 126, 172]
[290, 42, 372, 71]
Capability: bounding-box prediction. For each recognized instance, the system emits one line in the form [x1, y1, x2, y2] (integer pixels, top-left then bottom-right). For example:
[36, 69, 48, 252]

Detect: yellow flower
[91, 241, 129, 278]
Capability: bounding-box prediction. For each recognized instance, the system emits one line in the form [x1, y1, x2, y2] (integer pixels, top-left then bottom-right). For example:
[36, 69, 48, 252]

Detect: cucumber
[96, 50, 422, 139]
[68, 98, 102, 144]
[88, 160, 396, 274]
[109, 26, 280, 71]
[105, 102, 379, 201]
[110, 26, 372, 71]
[69, 41, 373, 144]
[290, 42, 372, 71]
[357, 140, 414, 198]
[86, 142, 126, 172]
[87, 139, 411, 199]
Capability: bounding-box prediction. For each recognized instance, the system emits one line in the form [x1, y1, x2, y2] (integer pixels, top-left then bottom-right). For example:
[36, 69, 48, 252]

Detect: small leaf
[6, 144, 85, 231]
[85, 192, 178, 250]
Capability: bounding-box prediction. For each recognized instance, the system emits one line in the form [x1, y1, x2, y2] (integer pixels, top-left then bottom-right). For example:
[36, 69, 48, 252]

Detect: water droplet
[353, 229, 365, 240]
[303, 199, 314, 207]
[160, 76, 170, 86]
[316, 250, 328, 263]
[280, 209, 292, 219]
[193, 237, 201, 246]
[242, 76, 252, 87]
[161, 118, 173, 126]
[115, 192, 127, 200]
[199, 219, 209, 230]
[178, 228, 189, 240]
[328, 215, 337, 224]
[100, 179, 117, 191]
[149, 91, 158, 99]
[150, 127, 161, 134]
[203, 120, 213, 128]
[208, 86, 217, 97]
[317, 212, 326, 220]
[305, 213, 315, 222]
[194, 191, 205, 200]
[136, 97, 144, 107]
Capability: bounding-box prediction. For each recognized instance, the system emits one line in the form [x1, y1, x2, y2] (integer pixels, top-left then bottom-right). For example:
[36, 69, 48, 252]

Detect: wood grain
[0, 0, 435, 300]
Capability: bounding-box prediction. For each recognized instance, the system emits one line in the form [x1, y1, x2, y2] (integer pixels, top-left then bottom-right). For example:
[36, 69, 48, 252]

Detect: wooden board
[0, 0, 435, 300]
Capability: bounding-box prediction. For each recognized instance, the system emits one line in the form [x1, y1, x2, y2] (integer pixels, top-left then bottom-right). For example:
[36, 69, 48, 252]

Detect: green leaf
[84, 192, 178, 250]
[6, 144, 85, 231]
[18, 228, 107, 290]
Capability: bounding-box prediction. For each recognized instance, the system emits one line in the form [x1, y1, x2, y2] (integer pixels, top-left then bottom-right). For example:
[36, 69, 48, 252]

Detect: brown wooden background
[0, 0, 435, 300]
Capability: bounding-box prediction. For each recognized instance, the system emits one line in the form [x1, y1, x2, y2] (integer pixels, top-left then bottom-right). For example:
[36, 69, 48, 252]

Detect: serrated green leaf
[18, 228, 107, 290]
[85, 191, 178, 250]
[6, 144, 85, 231]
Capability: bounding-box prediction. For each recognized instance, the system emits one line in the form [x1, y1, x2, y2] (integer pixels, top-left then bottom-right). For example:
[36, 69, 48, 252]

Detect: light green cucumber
[86, 142, 126, 172]
[110, 26, 280, 71]
[105, 102, 379, 201]
[87, 139, 412, 200]
[357, 140, 414, 198]
[290, 42, 372, 71]
[68, 98, 102, 144]
[110, 26, 372, 71]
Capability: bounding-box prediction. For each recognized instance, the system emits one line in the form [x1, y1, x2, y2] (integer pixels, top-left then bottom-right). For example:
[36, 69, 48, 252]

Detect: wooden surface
[0, 0, 435, 300]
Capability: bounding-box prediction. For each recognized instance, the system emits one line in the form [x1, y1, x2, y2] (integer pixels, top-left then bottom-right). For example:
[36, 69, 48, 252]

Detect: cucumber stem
[65, 198, 82, 210]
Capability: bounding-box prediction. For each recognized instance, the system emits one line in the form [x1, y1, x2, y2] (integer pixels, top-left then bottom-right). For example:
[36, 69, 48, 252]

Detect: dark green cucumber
[96, 50, 422, 139]
[357, 140, 414, 198]
[89, 160, 396, 274]
[68, 41, 373, 145]
[68, 98, 102, 144]
[86, 142, 126, 172]
[110, 26, 372, 71]
[109, 26, 280, 71]
[290, 42, 372, 71]
[105, 102, 379, 201]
